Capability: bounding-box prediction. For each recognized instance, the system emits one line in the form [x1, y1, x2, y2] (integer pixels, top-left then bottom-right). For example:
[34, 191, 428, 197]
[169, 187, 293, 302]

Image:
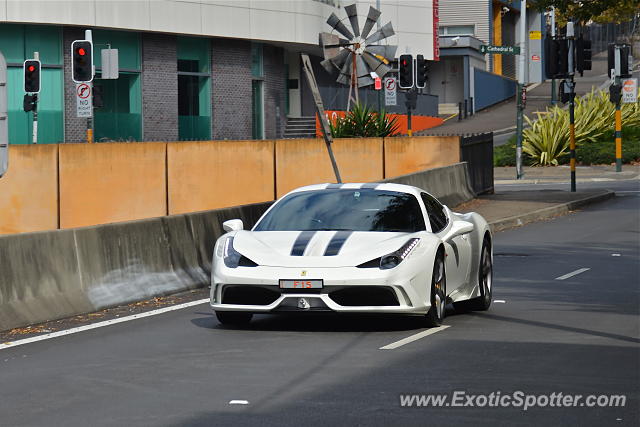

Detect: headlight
[219, 236, 258, 268]
[357, 238, 420, 270]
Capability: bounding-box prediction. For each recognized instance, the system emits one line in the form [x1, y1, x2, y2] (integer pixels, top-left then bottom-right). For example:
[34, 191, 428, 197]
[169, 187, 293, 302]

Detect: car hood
[231, 230, 419, 267]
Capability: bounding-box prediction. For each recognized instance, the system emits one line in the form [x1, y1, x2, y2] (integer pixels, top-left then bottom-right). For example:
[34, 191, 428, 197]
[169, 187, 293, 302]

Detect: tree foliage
[530, 0, 639, 24]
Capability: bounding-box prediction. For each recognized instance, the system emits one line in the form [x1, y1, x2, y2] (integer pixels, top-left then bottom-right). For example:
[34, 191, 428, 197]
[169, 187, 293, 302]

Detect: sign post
[384, 77, 397, 106]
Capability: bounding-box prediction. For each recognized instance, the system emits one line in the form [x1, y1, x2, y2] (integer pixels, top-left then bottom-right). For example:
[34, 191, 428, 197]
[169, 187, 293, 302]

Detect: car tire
[425, 254, 446, 327]
[215, 311, 253, 326]
[454, 237, 492, 312]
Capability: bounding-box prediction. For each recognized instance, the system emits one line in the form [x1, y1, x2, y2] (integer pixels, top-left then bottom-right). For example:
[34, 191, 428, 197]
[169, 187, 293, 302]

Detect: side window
[421, 193, 448, 233]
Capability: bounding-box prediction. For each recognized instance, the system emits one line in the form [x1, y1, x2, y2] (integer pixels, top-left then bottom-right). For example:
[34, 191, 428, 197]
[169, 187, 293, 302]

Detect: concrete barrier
[381, 162, 475, 208]
[0, 200, 272, 332]
[0, 163, 471, 331]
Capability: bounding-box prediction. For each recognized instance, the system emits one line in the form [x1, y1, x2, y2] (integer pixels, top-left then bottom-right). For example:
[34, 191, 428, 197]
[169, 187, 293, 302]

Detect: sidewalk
[420, 51, 613, 136]
[456, 188, 615, 232]
[494, 165, 640, 184]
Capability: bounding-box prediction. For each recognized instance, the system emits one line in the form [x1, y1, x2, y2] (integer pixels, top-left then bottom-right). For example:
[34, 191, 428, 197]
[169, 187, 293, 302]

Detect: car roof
[284, 183, 425, 198]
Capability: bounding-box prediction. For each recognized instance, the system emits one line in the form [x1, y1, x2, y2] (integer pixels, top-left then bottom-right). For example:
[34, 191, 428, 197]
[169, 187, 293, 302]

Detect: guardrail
[460, 133, 494, 195]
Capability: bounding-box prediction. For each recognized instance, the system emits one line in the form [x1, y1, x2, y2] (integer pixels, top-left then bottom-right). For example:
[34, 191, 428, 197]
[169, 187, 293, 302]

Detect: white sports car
[210, 183, 492, 326]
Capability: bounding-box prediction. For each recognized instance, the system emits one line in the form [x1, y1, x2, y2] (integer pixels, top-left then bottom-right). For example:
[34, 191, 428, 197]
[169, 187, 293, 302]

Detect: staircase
[283, 116, 317, 139]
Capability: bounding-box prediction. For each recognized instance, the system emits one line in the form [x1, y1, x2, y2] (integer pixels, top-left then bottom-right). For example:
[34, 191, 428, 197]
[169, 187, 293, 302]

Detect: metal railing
[460, 132, 494, 195]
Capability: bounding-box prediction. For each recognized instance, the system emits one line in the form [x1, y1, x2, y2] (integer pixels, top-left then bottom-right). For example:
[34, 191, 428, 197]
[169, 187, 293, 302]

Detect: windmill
[319, 4, 397, 110]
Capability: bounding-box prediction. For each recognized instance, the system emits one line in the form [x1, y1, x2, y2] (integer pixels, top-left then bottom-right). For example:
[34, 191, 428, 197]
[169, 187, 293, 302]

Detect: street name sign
[480, 45, 520, 55]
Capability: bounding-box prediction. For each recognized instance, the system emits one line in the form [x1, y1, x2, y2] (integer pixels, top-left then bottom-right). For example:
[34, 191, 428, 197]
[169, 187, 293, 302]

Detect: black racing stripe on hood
[290, 231, 316, 256]
[323, 230, 353, 256]
[359, 183, 380, 189]
[326, 183, 343, 189]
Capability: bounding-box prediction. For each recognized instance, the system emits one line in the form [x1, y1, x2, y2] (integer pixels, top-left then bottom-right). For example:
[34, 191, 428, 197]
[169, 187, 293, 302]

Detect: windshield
[254, 189, 426, 232]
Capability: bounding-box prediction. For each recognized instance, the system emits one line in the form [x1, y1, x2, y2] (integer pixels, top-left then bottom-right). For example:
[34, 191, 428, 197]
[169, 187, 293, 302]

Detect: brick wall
[263, 45, 287, 139]
[142, 33, 178, 141]
[211, 39, 253, 140]
[63, 27, 87, 142]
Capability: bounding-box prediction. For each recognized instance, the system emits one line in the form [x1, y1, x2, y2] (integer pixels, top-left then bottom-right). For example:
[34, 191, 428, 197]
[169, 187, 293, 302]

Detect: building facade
[0, 0, 436, 144]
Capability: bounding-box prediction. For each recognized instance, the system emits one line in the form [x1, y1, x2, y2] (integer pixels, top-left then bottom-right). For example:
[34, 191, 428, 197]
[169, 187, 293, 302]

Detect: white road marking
[612, 253, 621, 257]
[555, 268, 590, 281]
[379, 325, 450, 350]
[229, 400, 249, 405]
[493, 300, 506, 303]
[0, 298, 210, 351]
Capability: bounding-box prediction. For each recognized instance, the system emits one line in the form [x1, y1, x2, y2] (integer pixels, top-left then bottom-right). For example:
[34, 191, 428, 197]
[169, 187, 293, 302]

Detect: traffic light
[23, 94, 37, 112]
[609, 83, 622, 104]
[398, 54, 413, 89]
[545, 38, 569, 79]
[72, 40, 93, 82]
[575, 36, 592, 76]
[608, 44, 631, 78]
[23, 59, 41, 93]
[93, 84, 103, 108]
[415, 54, 428, 88]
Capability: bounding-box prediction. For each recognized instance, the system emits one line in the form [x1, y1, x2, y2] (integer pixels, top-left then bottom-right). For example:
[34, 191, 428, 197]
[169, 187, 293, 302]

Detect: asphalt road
[1, 192, 638, 426]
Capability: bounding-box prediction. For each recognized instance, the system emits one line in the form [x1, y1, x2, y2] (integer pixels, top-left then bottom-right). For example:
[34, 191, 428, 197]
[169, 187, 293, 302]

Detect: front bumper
[210, 265, 430, 314]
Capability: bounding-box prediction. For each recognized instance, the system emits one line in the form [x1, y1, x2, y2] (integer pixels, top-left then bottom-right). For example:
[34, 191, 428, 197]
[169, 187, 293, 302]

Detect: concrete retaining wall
[0, 163, 473, 332]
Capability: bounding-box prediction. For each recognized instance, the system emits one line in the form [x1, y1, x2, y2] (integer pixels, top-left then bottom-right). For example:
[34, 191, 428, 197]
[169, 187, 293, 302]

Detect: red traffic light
[28, 65, 35, 72]
[77, 48, 86, 56]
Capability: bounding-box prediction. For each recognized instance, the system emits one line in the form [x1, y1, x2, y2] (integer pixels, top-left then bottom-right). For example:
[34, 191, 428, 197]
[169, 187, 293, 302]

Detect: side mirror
[443, 220, 474, 241]
[223, 219, 243, 232]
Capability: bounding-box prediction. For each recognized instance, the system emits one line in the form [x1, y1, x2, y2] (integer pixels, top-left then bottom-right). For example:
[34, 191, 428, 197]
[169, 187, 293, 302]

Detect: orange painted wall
[59, 143, 167, 229]
[384, 136, 460, 178]
[167, 140, 275, 214]
[275, 138, 383, 197]
[0, 145, 59, 234]
[316, 111, 444, 137]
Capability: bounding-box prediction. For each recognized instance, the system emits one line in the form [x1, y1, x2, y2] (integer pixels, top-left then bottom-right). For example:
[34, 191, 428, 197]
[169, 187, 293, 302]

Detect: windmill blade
[356, 55, 374, 87]
[327, 12, 354, 41]
[337, 52, 354, 85]
[364, 22, 395, 45]
[329, 48, 351, 68]
[362, 51, 392, 78]
[320, 58, 340, 78]
[344, 4, 360, 38]
[319, 32, 340, 59]
[366, 45, 398, 61]
[360, 6, 381, 40]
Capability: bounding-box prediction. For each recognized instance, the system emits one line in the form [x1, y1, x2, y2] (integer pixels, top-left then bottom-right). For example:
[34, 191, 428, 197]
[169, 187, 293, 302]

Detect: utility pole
[567, 22, 576, 192]
[515, 0, 527, 179]
[550, 7, 557, 105]
[85, 29, 94, 143]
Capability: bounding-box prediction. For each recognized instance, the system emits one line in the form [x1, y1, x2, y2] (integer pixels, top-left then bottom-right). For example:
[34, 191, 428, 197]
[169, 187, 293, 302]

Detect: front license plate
[279, 279, 323, 289]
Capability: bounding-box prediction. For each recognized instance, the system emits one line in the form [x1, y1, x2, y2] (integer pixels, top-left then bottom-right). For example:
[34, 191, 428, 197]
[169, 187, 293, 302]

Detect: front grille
[329, 286, 399, 306]
[221, 285, 280, 305]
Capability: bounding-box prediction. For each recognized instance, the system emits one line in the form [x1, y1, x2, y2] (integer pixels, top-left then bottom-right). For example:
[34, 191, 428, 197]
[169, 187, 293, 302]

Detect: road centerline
[379, 325, 450, 350]
[555, 268, 591, 281]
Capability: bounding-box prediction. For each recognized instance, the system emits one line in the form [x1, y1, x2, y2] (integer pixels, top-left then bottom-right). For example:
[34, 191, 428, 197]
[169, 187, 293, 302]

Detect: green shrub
[523, 90, 640, 165]
[493, 136, 535, 166]
[329, 103, 400, 138]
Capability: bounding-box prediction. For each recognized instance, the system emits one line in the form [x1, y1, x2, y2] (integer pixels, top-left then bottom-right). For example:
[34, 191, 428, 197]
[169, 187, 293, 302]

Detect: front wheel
[215, 311, 253, 326]
[425, 254, 446, 327]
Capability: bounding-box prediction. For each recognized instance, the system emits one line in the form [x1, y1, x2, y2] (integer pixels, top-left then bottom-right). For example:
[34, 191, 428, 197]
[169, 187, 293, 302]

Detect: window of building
[93, 30, 142, 142]
[439, 25, 475, 36]
[251, 43, 264, 140]
[0, 24, 63, 144]
[177, 36, 211, 141]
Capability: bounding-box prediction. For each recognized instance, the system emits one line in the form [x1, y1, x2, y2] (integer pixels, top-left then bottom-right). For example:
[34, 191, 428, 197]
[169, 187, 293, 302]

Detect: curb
[488, 190, 615, 233]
